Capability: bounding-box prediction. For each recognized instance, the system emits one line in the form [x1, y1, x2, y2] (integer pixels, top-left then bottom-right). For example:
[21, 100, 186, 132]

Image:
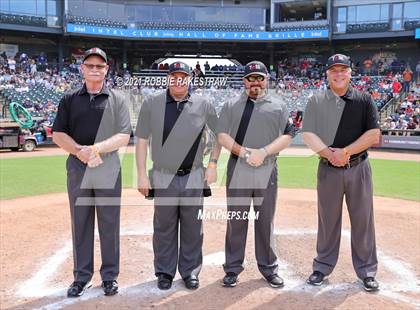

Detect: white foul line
[17, 240, 72, 298]
[16, 228, 420, 309]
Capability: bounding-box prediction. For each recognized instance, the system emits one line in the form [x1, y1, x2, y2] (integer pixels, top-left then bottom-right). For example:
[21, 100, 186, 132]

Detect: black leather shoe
[362, 277, 379, 292]
[102, 280, 118, 296]
[265, 274, 284, 288]
[67, 281, 92, 297]
[183, 275, 199, 290]
[307, 271, 326, 286]
[157, 273, 173, 290]
[222, 272, 238, 287]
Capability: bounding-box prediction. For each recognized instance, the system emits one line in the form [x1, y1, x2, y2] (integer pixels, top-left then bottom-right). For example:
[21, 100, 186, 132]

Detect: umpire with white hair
[53, 48, 131, 297]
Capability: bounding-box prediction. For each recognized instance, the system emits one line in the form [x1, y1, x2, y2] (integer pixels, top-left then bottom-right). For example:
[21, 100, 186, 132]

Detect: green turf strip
[0, 153, 418, 201]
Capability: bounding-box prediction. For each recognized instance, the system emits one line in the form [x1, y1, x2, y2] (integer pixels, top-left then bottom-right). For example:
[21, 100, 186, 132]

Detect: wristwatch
[244, 150, 251, 160]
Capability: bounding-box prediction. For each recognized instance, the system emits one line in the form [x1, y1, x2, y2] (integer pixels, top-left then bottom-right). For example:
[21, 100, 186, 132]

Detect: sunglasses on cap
[246, 75, 265, 82]
[83, 63, 107, 70]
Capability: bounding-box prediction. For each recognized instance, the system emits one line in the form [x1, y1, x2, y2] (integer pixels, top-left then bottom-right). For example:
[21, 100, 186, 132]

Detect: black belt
[153, 165, 202, 176]
[320, 152, 368, 169]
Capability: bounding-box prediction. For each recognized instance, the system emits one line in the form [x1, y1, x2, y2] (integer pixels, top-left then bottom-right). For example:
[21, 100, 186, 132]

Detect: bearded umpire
[301, 54, 381, 291]
[217, 61, 294, 288]
[53, 47, 131, 297]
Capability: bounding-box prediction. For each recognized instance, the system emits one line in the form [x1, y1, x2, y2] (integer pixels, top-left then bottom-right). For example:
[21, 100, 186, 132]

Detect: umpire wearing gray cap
[301, 54, 381, 291]
[136, 61, 221, 290]
[53, 47, 131, 297]
[217, 61, 294, 288]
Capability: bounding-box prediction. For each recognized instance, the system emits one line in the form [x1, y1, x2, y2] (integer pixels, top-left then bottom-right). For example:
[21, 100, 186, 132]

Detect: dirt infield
[1, 188, 419, 310]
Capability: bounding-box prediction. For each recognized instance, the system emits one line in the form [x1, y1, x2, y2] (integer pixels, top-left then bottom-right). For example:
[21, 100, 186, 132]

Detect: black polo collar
[78, 83, 110, 96]
[340, 86, 354, 100]
[166, 89, 190, 104]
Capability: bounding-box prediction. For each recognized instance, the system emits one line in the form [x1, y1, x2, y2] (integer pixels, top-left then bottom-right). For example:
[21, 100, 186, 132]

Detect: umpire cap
[83, 47, 108, 63]
[243, 61, 268, 78]
[168, 61, 191, 75]
[327, 54, 351, 70]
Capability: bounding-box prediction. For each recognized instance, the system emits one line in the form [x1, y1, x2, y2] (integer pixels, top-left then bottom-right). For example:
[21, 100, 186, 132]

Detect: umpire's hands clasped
[328, 147, 350, 167]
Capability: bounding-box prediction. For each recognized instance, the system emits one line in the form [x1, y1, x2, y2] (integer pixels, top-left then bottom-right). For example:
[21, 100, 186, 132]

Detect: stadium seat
[404, 20, 420, 30]
[115, 18, 254, 32]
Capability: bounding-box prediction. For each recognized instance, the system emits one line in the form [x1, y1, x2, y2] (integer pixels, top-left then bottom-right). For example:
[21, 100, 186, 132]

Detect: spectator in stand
[402, 67, 413, 93]
[204, 61, 210, 72]
[300, 59, 309, 77]
[406, 90, 416, 103]
[7, 57, 16, 72]
[391, 59, 399, 74]
[400, 96, 411, 110]
[382, 117, 396, 130]
[38, 52, 47, 64]
[407, 118, 417, 130]
[395, 116, 408, 131]
[377, 60, 384, 75]
[193, 63, 204, 79]
[392, 78, 402, 96]
[30, 60, 37, 75]
[405, 104, 414, 117]
[37, 52, 47, 72]
[363, 57, 373, 75]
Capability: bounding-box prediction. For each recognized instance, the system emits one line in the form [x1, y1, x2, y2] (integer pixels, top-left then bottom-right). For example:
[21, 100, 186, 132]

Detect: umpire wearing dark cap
[302, 54, 381, 291]
[217, 61, 294, 288]
[136, 61, 221, 290]
[53, 47, 131, 297]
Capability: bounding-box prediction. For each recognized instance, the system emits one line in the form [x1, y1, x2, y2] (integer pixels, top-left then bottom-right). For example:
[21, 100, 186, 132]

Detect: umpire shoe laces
[222, 272, 238, 287]
[307, 271, 327, 286]
[361, 277, 379, 292]
[265, 274, 284, 288]
[157, 273, 173, 290]
[67, 280, 92, 297]
[102, 280, 118, 296]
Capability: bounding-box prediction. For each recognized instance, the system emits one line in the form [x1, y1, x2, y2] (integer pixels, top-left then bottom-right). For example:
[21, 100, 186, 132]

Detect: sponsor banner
[378, 135, 420, 150]
[66, 23, 329, 41]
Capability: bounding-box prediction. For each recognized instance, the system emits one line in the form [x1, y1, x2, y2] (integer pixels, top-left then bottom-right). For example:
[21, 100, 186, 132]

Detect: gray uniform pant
[314, 159, 378, 279]
[223, 158, 279, 278]
[66, 155, 121, 283]
[152, 168, 204, 279]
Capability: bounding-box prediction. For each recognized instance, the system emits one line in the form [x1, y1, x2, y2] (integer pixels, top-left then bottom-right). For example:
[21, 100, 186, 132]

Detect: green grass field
[0, 153, 419, 201]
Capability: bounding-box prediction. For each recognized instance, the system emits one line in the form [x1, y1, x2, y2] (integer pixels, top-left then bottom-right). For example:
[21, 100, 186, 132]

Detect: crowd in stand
[1, 51, 419, 139]
[276, 74, 400, 110]
[1, 52, 88, 140]
[150, 61, 242, 73]
[382, 89, 420, 134]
